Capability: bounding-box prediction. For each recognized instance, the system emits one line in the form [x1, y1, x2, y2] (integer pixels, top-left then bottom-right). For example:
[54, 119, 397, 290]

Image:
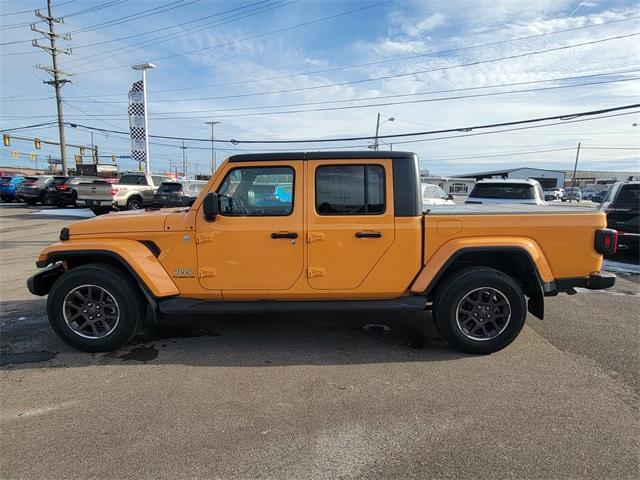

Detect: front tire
[433, 267, 526, 354]
[47, 264, 146, 352]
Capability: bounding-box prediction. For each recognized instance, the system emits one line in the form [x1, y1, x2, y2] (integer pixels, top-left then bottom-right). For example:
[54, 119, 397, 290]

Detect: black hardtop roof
[227, 151, 416, 163]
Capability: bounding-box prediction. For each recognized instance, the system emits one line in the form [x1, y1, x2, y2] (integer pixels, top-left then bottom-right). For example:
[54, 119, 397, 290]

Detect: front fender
[35, 239, 179, 298]
[410, 236, 554, 293]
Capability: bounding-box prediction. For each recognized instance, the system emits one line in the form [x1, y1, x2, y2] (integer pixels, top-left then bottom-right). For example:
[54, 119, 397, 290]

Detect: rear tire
[47, 264, 146, 352]
[433, 267, 526, 354]
[126, 197, 142, 210]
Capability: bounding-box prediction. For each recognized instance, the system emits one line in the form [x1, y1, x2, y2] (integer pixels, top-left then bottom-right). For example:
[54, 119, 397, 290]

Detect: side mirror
[447, 194, 454, 200]
[203, 192, 218, 221]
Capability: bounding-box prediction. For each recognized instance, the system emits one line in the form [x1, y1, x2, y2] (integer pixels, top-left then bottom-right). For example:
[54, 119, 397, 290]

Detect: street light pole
[131, 62, 156, 174]
[205, 121, 221, 175]
[373, 113, 395, 151]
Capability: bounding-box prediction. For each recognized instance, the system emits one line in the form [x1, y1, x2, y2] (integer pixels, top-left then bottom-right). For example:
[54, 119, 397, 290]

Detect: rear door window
[315, 165, 385, 215]
[158, 183, 183, 194]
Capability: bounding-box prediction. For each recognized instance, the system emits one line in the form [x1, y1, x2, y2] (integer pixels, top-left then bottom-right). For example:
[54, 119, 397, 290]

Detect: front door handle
[355, 231, 382, 238]
[271, 232, 298, 239]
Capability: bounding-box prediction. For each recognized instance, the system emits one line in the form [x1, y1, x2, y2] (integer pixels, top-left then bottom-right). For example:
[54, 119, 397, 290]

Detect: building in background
[560, 169, 639, 187]
[456, 167, 566, 189]
[420, 171, 476, 196]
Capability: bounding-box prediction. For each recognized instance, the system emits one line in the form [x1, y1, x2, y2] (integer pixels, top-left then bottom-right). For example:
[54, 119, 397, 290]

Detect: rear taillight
[595, 228, 618, 255]
[110, 186, 119, 195]
[55, 184, 69, 191]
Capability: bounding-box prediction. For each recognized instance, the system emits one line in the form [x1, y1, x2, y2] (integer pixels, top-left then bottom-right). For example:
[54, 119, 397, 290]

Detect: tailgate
[77, 182, 113, 201]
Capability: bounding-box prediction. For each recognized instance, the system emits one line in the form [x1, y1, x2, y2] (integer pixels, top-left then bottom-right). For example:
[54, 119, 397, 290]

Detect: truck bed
[426, 204, 593, 215]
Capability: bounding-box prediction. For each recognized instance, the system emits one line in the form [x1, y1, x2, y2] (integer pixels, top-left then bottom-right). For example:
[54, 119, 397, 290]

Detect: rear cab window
[615, 184, 639, 205]
[119, 174, 148, 185]
[158, 183, 183, 193]
[469, 183, 534, 200]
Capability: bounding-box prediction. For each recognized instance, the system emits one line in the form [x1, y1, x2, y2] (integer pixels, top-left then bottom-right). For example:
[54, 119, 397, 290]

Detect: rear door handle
[271, 232, 298, 239]
[355, 231, 382, 238]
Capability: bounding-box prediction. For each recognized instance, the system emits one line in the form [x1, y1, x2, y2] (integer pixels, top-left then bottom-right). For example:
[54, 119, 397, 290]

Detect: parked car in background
[421, 183, 455, 206]
[154, 180, 207, 207]
[44, 176, 100, 207]
[77, 172, 172, 215]
[0, 175, 24, 202]
[543, 187, 564, 201]
[598, 181, 639, 249]
[16, 176, 53, 205]
[562, 187, 582, 202]
[582, 185, 599, 200]
[41, 176, 68, 205]
[465, 179, 546, 205]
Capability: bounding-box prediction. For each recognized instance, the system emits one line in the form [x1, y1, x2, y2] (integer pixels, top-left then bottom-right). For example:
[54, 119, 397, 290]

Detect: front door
[306, 159, 395, 290]
[195, 161, 304, 293]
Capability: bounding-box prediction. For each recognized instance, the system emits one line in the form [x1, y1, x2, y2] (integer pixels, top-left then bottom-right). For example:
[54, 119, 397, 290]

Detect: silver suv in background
[154, 180, 207, 207]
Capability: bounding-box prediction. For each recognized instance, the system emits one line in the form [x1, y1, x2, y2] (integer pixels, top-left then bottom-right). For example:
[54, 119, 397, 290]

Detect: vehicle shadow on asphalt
[0, 299, 470, 368]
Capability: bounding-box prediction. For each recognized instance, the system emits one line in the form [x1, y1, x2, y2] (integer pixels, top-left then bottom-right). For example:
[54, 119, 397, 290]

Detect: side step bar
[158, 296, 428, 315]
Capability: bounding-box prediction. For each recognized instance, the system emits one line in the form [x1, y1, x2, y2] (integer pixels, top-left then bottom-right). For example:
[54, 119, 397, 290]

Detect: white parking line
[0, 400, 79, 421]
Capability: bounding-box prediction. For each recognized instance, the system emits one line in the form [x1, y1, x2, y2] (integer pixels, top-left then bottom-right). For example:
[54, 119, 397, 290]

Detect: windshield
[469, 183, 534, 200]
[422, 184, 447, 199]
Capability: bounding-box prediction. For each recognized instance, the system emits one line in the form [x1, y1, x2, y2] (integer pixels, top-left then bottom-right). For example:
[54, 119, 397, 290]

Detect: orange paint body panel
[38, 239, 179, 297]
[34, 154, 610, 303]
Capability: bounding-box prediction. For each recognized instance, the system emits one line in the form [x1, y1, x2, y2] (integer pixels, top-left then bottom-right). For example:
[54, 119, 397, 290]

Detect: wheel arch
[414, 246, 554, 320]
[34, 241, 179, 299]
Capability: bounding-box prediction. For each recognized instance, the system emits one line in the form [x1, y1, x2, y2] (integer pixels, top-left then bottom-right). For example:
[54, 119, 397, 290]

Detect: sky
[0, 0, 639, 176]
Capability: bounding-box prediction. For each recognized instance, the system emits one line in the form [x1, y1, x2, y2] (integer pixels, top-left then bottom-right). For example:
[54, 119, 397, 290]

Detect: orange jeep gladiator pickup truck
[28, 151, 617, 354]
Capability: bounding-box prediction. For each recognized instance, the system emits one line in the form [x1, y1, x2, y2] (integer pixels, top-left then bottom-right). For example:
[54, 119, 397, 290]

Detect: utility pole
[569, 142, 581, 204]
[180, 141, 187, 180]
[373, 113, 381, 151]
[32, 0, 72, 175]
[205, 121, 221, 174]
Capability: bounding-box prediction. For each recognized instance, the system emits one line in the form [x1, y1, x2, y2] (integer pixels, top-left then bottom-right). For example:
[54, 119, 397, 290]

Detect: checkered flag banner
[128, 80, 147, 165]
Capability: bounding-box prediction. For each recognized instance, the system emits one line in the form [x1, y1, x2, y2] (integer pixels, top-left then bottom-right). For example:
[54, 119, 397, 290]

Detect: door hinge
[197, 267, 217, 279]
[196, 232, 216, 244]
[307, 231, 325, 243]
[307, 267, 326, 278]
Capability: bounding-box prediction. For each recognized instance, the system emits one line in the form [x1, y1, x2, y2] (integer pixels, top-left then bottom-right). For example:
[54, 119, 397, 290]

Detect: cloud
[404, 13, 446, 37]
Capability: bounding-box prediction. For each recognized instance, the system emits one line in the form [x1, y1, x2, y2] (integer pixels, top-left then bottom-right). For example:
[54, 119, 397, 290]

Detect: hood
[69, 209, 171, 236]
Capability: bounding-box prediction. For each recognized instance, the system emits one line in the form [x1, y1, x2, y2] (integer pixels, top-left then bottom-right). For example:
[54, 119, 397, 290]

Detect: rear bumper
[550, 271, 616, 294]
[618, 232, 640, 248]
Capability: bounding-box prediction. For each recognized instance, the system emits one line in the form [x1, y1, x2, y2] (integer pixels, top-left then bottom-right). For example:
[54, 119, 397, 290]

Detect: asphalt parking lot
[1, 203, 639, 479]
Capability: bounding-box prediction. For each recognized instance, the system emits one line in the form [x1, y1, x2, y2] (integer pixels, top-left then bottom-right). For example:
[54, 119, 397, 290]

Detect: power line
[61, 69, 640, 107]
[69, 31, 640, 102]
[0, 0, 77, 17]
[59, 103, 640, 144]
[0, 121, 60, 132]
[67, 13, 640, 95]
[69, 0, 395, 75]
[64, 0, 294, 63]
[49, 75, 638, 120]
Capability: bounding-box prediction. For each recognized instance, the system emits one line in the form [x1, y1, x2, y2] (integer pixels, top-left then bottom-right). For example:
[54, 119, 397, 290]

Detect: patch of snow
[603, 260, 640, 275]
[31, 208, 95, 218]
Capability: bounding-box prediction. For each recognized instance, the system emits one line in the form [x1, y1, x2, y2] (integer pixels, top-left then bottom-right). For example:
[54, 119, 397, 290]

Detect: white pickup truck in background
[77, 172, 171, 215]
[465, 178, 547, 205]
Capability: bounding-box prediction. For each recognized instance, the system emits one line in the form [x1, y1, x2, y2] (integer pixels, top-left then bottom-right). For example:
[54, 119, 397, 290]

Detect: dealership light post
[205, 121, 221, 174]
[373, 113, 395, 151]
[131, 62, 155, 174]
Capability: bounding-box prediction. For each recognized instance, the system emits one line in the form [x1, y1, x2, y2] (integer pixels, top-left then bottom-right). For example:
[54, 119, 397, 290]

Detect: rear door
[306, 159, 395, 290]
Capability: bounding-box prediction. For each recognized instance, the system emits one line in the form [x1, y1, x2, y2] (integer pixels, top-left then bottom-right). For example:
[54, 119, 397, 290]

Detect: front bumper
[27, 263, 65, 296]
